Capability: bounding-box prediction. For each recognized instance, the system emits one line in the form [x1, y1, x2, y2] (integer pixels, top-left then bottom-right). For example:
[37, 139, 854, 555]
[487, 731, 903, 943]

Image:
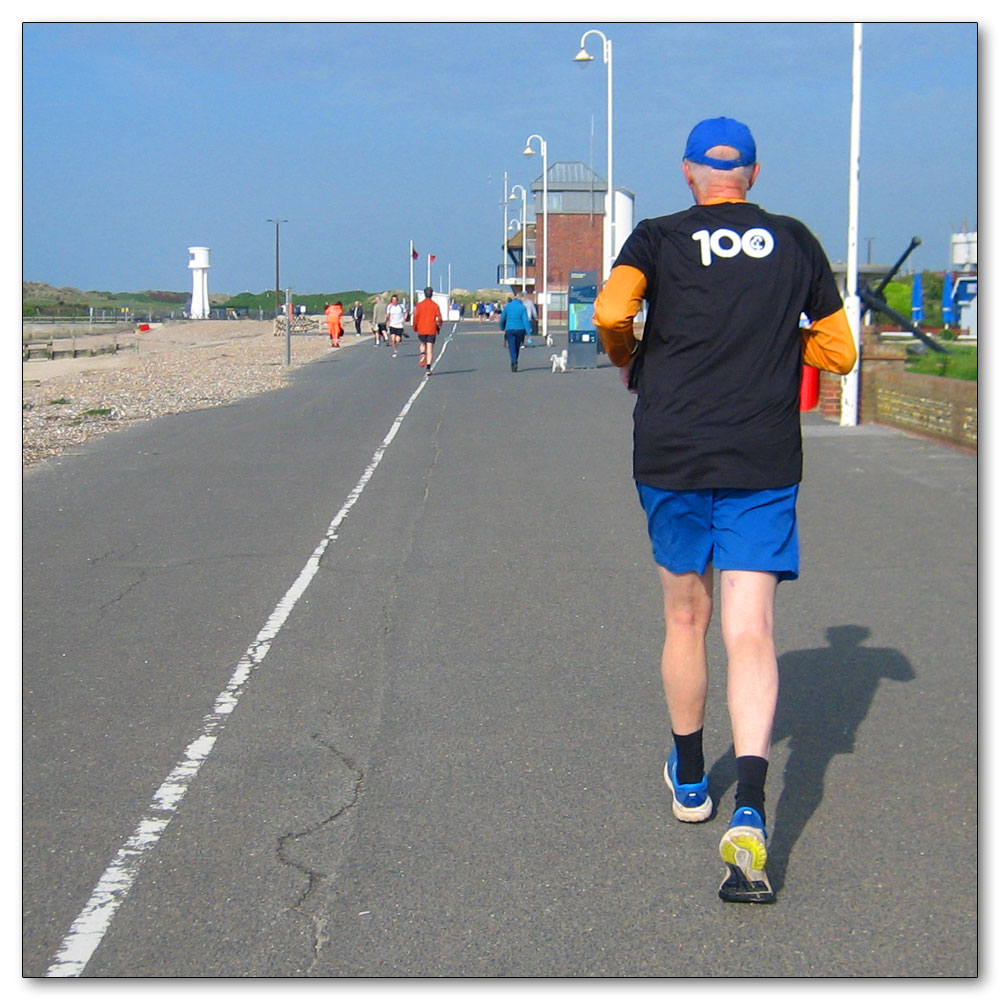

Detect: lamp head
[574, 47, 594, 63]
[523, 145, 535, 157]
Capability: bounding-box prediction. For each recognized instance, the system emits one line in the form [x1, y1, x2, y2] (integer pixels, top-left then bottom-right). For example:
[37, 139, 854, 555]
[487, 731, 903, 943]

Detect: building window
[547, 291, 568, 314]
[533, 190, 604, 215]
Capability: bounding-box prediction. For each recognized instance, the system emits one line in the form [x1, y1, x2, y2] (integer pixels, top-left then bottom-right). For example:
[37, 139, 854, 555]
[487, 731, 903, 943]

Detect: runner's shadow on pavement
[707, 625, 915, 894]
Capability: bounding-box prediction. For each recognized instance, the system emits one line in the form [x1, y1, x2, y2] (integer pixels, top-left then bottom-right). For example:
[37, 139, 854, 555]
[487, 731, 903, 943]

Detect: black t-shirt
[615, 201, 843, 490]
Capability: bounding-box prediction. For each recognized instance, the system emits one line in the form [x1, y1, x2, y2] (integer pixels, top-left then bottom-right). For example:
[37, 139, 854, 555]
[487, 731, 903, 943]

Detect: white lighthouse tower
[188, 246, 211, 319]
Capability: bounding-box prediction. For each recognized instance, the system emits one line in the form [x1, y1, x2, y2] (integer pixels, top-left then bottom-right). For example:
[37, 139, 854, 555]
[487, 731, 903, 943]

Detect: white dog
[550, 349, 568, 373]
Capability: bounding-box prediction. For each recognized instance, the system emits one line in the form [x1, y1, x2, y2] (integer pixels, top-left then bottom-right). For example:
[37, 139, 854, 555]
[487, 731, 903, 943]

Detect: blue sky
[22, 20, 979, 297]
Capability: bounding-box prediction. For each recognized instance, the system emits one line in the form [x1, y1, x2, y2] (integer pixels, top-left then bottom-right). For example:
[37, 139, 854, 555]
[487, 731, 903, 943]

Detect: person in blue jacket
[499, 294, 529, 372]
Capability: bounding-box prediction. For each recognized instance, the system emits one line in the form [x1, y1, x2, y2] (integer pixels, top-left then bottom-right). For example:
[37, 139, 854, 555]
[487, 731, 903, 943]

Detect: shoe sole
[663, 761, 713, 823]
[718, 826, 775, 903]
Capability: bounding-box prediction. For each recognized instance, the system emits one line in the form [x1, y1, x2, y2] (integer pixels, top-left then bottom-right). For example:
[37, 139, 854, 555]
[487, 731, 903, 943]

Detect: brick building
[502, 161, 634, 324]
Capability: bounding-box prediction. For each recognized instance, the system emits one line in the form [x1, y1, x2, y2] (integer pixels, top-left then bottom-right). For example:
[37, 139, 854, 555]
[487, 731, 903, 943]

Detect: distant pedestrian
[352, 301, 364, 336]
[324, 301, 343, 347]
[521, 291, 538, 347]
[412, 286, 443, 375]
[386, 295, 406, 357]
[499, 294, 529, 372]
[372, 295, 388, 346]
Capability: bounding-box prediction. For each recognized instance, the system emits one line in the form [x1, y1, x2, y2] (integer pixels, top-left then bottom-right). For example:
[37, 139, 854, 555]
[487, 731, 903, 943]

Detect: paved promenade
[23, 323, 977, 977]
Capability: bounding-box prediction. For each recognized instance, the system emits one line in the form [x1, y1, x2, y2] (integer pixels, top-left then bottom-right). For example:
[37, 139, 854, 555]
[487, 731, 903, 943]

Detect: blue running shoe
[663, 747, 713, 822]
[718, 807, 775, 903]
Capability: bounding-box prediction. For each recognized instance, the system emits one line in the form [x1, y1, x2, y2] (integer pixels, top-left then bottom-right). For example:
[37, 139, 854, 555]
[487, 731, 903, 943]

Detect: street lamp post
[502, 171, 510, 285]
[574, 29, 614, 281]
[266, 218, 287, 317]
[507, 217, 522, 285]
[509, 184, 528, 290]
[523, 134, 548, 343]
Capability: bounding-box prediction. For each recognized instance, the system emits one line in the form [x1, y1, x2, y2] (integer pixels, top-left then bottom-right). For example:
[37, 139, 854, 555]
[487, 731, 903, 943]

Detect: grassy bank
[904, 342, 977, 381]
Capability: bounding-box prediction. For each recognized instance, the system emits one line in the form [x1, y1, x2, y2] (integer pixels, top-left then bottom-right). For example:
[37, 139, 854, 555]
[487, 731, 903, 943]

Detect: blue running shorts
[636, 483, 800, 582]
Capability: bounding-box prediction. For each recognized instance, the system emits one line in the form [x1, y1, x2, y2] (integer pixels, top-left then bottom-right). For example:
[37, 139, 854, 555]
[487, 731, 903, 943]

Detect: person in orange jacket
[411, 286, 443, 375]
[324, 301, 343, 347]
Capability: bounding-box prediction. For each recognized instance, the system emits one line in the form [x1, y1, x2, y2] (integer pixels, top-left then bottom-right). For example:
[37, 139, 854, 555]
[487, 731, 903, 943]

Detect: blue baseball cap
[684, 117, 756, 169]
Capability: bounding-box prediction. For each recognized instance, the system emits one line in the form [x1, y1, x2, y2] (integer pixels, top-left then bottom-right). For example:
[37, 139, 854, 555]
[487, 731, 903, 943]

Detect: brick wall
[818, 369, 843, 420]
[817, 332, 909, 423]
[868, 369, 977, 449]
[540, 213, 603, 321]
[814, 334, 976, 450]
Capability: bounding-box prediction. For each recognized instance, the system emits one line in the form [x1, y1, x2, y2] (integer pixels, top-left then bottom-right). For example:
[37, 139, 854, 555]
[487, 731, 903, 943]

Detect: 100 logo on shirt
[691, 227, 774, 266]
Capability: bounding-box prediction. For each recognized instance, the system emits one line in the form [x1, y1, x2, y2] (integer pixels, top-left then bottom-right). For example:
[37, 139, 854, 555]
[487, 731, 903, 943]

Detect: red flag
[412, 248, 419, 259]
[429, 255, 436, 263]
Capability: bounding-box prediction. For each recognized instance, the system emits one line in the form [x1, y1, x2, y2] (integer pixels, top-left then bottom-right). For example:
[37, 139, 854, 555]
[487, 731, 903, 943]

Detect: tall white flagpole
[409, 240, 414, 311]
[605, 35, 614, 281]
[841, 22, 863, 427]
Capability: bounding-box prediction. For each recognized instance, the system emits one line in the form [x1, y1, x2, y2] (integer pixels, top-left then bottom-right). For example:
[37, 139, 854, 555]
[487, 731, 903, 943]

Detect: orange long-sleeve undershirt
[593, 264, 858, 375]
[800, 308, 857, 373]
[593, 264, 644, 367]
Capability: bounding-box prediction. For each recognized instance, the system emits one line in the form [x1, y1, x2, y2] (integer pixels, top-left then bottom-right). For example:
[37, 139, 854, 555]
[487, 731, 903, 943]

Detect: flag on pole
[942, 271, 955, 326]
[911, 271, 923, 323]
[429, 255, 436, 263]
[412, 248, 419, 259]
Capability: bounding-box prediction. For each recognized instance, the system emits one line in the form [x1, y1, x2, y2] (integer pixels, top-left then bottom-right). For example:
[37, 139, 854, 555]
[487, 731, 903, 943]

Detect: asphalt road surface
[23, 323, 977, 977]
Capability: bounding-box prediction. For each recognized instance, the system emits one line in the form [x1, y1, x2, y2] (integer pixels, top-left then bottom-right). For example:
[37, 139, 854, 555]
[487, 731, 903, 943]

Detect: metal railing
[497, 265, 537, 286]
[22, 307, 269, 335]
[23, 312, 142, 326]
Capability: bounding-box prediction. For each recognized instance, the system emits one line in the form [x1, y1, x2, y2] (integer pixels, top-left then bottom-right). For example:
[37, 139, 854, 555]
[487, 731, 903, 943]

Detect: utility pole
[266, 219, 287, 317]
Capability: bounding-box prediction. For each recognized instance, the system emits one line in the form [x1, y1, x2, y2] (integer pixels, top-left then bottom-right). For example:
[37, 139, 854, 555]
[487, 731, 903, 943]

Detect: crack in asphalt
[420, 402, 446, 509]
[275, 375, 450, 974]
[276, 733, 364, 974]
[93, 550, 269, 614]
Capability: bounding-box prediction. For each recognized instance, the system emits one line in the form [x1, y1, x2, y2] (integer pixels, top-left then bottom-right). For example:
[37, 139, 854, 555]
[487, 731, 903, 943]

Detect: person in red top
[412, 286, 443, 375]
[324, 301, 343, 347]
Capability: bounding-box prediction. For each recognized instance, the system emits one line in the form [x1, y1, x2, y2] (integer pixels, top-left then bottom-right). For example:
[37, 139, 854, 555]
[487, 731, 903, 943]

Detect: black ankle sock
[734, 755, 768, 825]
[672, 729, 705, 785]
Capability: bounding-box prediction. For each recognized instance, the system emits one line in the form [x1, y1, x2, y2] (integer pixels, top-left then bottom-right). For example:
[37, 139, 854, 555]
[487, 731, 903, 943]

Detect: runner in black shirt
[594, 117, 856, 903]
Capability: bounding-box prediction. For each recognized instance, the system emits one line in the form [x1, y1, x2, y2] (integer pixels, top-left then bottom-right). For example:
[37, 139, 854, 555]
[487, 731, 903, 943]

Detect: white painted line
[45, 331, 454, 977]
